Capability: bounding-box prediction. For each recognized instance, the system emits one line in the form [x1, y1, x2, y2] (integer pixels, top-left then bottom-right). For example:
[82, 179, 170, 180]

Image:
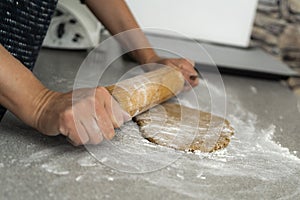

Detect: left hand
[144, 56, 199, 89]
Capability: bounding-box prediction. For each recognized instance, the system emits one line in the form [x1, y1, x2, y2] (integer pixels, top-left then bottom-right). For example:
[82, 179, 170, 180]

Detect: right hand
[34, 87, 131, 146]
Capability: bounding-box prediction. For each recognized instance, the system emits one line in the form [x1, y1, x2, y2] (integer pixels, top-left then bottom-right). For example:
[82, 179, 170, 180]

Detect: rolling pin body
[105, 67, 185, 117]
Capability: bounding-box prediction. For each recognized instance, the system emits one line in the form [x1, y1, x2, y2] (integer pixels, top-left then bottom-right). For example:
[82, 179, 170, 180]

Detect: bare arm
[85, 0, 199, 87]
[0, 44, 52, 127]
[0, 44, 129, 145]
[85, 0, 156, 64]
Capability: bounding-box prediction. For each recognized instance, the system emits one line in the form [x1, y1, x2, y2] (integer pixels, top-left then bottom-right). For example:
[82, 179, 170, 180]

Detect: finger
[104, 93, 127, 128]
[170, 59, 197, 76]
[75, 100, 103, 144]
[95, 87, 123, 127]
[187, 77, 199, 88]
[96, 108, 115, 140]
[178, 58, 195, 68]
[179, 62, 199, 86]
[191, 77, 200, 87]
[67, 120, 90, 146]
[164, 61, 197, 88]
[109, 98, 124, 128]
[58, 108, 90, 145]
[182, 72, 199, 88]
[161, 59, 199, 87]
[81, 116, 104, 145]
[181, 63, 198, 77]
[189, 74, 199, 81]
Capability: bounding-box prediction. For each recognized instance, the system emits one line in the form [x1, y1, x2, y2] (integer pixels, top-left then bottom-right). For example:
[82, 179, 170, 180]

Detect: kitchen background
[251, 0, 300, 94]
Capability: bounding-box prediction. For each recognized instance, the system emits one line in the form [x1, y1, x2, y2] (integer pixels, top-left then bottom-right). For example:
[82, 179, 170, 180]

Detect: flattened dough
[134, 103, 234, 152]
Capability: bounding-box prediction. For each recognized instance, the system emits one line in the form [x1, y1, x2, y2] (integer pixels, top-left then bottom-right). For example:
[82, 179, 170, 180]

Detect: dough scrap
[134, 103, 234, 152]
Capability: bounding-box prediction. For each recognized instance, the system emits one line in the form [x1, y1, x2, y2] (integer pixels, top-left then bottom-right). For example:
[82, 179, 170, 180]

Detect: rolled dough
[134, 103, 234, 152]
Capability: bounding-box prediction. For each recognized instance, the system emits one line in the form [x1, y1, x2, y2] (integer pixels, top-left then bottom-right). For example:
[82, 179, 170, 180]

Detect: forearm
[0, 45, 55, 126]
[85, 0, 157, 64]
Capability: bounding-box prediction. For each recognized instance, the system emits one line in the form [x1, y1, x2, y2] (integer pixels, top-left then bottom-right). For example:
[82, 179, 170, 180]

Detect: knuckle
[180, 58, 190, 65]
[59, 109, 74, 124]
[164, 60, 172, 65]
[86, 95, 95, 104]
[65, 108, 74, 118]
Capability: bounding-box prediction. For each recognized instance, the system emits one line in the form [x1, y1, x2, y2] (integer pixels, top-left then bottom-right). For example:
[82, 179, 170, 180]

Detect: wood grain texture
[105, 67, 184, 117]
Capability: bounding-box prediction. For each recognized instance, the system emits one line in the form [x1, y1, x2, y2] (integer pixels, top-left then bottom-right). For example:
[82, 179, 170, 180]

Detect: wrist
[138, 54, 165, 72]
[141, 54, 161, 64]
[132, 49, 159, 65]
[30, 88, 62, 132]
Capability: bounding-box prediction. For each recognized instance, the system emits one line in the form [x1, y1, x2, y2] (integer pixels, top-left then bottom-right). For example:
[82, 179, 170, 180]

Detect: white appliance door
[126, 0, 258, 47]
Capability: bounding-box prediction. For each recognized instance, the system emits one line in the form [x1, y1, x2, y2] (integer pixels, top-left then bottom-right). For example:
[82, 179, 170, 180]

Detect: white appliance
[126, 0, 258, 47]
[43, 0, 102, 49]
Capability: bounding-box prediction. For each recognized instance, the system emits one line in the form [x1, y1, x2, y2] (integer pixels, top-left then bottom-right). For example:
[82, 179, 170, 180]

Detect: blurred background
[251, 0, 300, 95]
[43, 0, 300, 94]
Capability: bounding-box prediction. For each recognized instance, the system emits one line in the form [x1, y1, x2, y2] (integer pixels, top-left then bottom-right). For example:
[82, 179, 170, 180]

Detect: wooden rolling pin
[105, 67, 185, 117]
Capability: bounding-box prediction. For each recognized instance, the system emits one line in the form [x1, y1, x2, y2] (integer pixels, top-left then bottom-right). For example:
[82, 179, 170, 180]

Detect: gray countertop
[1, 48, 300, 200]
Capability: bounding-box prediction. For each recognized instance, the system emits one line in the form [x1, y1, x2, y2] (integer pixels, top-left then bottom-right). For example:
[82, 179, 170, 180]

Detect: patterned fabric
[0, 0, 58, 121]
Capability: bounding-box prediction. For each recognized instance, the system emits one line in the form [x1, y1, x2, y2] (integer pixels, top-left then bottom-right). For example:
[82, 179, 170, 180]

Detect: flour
[75, 175, 83, 182]
[84, 92, 300, 179]
[77, 155, 98, 167]
[18, 89, 300, 198]
[41, 163, 69, 175]
[21, 145, 74, 163]
[20, 144, 90, 175]
[133, 94, 300, 198]
[176, 173, 185, 180]
[88, 83, 300, 197]
[250, 85, 258, 94]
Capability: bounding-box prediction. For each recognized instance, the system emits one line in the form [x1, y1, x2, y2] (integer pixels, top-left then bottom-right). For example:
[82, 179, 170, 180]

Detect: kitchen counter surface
[1, 47, 300, 200]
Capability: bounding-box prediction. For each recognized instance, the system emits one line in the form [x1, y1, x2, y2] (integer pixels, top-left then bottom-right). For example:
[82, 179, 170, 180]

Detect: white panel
[126, 0, 258, 47]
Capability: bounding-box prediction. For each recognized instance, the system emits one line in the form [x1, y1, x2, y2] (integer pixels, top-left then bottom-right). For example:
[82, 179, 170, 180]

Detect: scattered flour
[77, 156, 98, 167]
[176, 173, 185, 180]
[81, 81, 300, 197]
[76, 175, 83, 182]
[41, 163, 69, 175]
[250, 86, 258, 94]
[20, 145, 75, 163]
[135, 100, 300, 199]
[18, 91, 300, 199]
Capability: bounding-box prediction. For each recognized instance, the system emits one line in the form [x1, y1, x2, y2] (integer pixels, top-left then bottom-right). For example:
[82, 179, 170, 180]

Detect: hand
[34, 87, 131, 146]
[144, 56, 199, 89]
